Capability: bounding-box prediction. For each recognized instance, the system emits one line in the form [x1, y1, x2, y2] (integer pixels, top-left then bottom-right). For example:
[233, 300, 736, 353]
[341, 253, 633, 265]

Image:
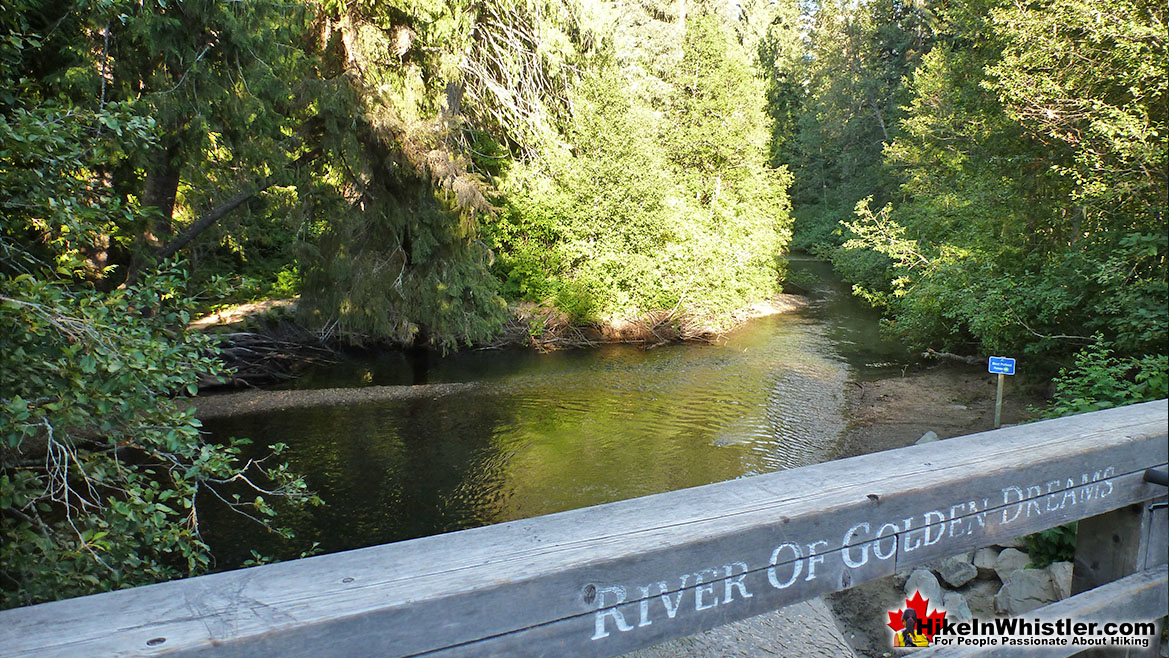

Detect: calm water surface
[200, 259, 909, 567]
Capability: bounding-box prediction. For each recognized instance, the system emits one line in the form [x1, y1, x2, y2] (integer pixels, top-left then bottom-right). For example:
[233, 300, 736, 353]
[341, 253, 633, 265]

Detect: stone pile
[899, 432, 1075, 620]
[897, 539, 1074, 620]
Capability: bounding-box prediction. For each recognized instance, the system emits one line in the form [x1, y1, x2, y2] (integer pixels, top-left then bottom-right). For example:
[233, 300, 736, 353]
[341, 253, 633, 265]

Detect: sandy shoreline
[833, 364, 1043, 460]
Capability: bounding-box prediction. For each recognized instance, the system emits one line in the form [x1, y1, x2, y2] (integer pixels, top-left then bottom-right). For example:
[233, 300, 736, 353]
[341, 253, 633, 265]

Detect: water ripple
[199, 260, 906, 567]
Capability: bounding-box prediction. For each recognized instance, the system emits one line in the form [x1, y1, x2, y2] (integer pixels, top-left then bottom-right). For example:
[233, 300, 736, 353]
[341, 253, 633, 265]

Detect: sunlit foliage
[783, 0, 1166, 387]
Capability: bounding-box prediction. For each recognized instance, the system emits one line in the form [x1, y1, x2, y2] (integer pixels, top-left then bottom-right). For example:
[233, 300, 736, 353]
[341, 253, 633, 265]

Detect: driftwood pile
[484, 296, 808, 352]
[204, 328, 334, 388]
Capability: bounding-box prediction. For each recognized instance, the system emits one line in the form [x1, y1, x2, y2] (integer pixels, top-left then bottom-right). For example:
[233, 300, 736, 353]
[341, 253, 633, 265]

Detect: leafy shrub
[1026, 523, 1077, 568]
[0, 266, 320, 609]
[1043, 341, 1168, 418]
[0, 89, 317, 608]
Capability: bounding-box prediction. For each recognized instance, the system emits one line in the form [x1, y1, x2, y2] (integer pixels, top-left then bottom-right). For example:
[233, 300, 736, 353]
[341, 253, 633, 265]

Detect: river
[200, 258, 910, 568]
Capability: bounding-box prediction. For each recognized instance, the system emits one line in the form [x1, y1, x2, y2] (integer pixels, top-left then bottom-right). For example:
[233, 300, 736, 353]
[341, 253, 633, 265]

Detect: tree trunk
[157, 186, 267, 261]
[869, 99, 889, 143]
[125, 141, 182, 284]
[122, 186, 264, 287]
[121, 148, 319, 286]
[143, 142, 182, 235]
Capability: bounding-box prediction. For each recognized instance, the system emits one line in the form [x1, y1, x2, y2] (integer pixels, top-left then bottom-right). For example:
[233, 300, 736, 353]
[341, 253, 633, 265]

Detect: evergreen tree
[275, 0, 515, 348]
[0, 5, 317, 608]
[784, 0, 934, 253]
[486, 1, 794, 329]
[807, 0, 1166, 374]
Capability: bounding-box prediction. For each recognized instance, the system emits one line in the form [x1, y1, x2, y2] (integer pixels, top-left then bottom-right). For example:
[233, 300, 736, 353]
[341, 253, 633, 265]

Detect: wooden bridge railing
[2, 400, 1165, 657]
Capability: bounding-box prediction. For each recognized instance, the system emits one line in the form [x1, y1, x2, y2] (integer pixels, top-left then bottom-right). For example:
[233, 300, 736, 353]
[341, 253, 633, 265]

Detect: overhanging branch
[156, 186, 268, 261]
[123, 148, 322, 286]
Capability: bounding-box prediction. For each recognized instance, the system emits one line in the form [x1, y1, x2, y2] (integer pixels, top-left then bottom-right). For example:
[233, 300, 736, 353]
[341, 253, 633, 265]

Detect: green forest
[1, 0, 1164, 608]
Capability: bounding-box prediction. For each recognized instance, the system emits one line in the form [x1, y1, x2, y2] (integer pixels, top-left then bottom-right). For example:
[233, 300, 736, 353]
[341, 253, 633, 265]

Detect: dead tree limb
[922, 348, 982, 365]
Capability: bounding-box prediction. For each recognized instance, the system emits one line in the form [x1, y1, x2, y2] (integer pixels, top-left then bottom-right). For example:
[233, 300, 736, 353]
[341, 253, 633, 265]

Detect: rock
[893, 568, 913, 589]
[993, 548, 1032, 582]
[915, 430, 939, 445]
[996, 536, 1028, 550]
[1047, 561, 1073, 600]
[962, 579, 1002, 620]
[973, 547, 999, 577]
[994, 569, 1058, 615]
[905, 569, 944, 609]
[943, 591, 973, 621]
[937, 554, 978, 588]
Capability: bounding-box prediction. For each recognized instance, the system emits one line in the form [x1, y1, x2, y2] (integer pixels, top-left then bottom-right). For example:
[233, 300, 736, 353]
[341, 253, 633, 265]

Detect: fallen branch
[205, 329, 335, 388]
[922, 348, 983, 365]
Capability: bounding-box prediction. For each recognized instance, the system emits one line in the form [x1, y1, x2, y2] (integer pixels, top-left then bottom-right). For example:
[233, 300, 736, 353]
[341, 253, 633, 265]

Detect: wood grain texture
[1, 400, 1164, 658]
[1073, 501, 1160, 595]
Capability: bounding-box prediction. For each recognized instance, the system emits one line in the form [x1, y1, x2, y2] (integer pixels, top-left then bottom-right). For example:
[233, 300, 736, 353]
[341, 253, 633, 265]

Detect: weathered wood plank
[0, 400, 1164, 658]
[1143, 500, 1168, 570]
[419, 470, 1164, 658]
[915, 564, 1167, 658]
[1073, 497, 1169, 597]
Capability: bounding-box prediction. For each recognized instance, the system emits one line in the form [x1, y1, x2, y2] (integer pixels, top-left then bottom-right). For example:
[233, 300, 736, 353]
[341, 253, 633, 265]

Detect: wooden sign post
[988, 356, 1016, 428]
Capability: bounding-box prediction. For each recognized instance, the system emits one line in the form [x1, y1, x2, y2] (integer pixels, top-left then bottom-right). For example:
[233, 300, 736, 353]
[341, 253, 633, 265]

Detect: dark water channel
[200, 258, 911, 567]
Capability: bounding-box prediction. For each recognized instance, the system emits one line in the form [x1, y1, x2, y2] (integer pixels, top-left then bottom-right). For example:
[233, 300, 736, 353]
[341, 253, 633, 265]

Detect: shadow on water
[199, 258, 912, 568]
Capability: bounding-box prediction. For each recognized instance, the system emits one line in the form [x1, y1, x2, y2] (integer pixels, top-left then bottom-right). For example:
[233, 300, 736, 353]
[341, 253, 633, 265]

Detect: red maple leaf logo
[887, 591, 947, 641]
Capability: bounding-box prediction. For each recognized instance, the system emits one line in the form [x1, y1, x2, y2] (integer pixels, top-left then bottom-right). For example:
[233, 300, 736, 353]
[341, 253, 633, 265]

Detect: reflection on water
[200, 258, 909, 567]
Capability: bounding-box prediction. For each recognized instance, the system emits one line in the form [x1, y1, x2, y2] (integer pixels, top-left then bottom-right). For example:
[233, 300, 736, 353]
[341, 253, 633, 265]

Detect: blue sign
[988, 356, 1016, 375]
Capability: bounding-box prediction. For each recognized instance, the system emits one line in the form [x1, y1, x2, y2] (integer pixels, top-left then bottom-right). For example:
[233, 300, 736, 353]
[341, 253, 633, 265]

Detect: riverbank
[190, 295, 811, 387]
[191, 295, 808, 342]
[833, 363, 1043, 461]
[828, 364, 1047, 657]
[486, 296, 810, 350]
[188, 293, 812, 416]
